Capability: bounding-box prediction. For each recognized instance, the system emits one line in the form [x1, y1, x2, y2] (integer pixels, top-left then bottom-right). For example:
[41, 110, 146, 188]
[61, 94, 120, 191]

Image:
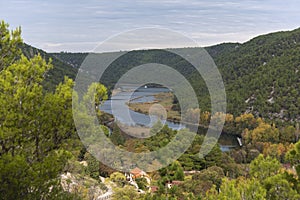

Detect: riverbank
[128, 92, 181, 123]
[128, 92, 208, 127]
[126, 91, 240, 149]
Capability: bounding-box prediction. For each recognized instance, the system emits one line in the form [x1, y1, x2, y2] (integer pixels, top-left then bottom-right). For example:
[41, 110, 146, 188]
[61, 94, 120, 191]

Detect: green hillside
[21, 43, 78, 90]
[213, 28, 300, 122]
[27, 29, 300, 123]
[50, 52, 88, 68]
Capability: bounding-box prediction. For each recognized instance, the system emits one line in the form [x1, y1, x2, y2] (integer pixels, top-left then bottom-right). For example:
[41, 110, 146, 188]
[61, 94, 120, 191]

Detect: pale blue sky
[1, 0, 300, 52]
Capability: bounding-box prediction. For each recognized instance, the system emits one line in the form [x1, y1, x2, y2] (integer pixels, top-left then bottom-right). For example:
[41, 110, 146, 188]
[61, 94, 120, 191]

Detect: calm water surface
[100, 86, 237, 151]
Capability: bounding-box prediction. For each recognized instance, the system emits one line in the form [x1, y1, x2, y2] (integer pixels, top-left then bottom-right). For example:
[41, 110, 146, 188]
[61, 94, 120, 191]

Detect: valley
[1, 19, 300, 200]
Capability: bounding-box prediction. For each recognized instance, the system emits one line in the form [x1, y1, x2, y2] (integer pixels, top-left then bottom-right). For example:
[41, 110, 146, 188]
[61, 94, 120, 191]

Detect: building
[125, 167, 151, 186]
[166, 180, 183, 189]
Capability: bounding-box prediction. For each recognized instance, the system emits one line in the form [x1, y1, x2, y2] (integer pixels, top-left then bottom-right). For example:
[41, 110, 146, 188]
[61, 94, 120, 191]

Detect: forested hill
[50, 52, 88, 68]
[213, 28, 300, 122]
[21, 43, 78, 90]
[26, 28, 300, 123]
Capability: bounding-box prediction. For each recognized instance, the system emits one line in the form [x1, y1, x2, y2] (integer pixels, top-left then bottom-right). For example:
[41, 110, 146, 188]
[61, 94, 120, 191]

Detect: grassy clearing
[128, 92, 181, 122]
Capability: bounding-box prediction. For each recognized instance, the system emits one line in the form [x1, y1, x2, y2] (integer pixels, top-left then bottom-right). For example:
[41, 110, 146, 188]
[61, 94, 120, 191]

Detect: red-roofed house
[125, 167, 151, 186]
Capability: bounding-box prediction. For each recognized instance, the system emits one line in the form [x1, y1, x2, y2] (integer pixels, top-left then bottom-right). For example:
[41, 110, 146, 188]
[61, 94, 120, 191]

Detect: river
[100, 86, 238, 151]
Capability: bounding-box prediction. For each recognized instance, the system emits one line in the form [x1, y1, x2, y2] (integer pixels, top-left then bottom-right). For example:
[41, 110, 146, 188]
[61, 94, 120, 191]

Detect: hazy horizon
[1, 0, 300, 52]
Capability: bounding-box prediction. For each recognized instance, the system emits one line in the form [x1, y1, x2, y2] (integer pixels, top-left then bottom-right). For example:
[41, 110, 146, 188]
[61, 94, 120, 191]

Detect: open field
[128, 92, 181, 122]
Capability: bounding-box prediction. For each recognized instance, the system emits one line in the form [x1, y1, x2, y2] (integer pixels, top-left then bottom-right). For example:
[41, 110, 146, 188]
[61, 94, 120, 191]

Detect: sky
[0, 0, 300, 52]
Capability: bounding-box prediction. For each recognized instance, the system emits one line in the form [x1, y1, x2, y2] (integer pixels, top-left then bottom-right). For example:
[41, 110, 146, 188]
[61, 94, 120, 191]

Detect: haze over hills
[22, 28, 300, 123]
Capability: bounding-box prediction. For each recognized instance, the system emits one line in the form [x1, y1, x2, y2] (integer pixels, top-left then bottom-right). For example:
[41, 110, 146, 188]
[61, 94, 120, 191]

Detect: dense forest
[21, 44, 77, 91]
[0, 20, 300, 200]
[47, 29, 300, 124]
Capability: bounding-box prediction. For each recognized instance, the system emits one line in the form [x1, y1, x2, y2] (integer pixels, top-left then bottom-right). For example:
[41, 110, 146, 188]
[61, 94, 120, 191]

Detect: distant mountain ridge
[23, 28, 300, 123]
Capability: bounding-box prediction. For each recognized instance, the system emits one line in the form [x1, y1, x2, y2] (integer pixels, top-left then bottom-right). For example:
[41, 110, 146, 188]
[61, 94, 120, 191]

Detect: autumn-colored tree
[285, 140, 300, 177]
[244, 122, 279, 143]
[235, 113, 257, 132]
